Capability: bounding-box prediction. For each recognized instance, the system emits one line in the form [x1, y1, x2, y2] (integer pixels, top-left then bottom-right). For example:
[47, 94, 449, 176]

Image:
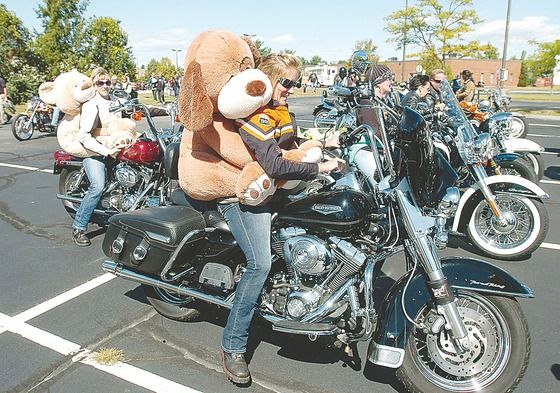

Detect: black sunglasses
[278, 77, 301, 89]
[432, 79, 443, 84]
[96, 80, 112, 87]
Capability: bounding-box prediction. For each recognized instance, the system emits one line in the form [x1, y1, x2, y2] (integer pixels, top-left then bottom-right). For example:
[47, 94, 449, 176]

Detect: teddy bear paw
[241, 173, 277, 206]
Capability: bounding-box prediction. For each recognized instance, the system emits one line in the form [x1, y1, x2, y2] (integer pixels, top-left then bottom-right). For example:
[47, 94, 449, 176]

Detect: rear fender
[369, 257, 533, 355]
[451, 175, 549, 231]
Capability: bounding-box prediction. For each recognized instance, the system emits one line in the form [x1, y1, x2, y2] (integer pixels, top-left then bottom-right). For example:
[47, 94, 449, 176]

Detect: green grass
[508, 93, 560, 101]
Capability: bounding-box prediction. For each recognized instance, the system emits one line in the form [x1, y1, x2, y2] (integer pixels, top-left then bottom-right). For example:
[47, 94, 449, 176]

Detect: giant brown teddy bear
[177, 30, 321, 206]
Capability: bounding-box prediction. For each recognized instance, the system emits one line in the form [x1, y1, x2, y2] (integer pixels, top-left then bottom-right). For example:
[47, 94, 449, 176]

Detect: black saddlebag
[102, 206, 206, 275]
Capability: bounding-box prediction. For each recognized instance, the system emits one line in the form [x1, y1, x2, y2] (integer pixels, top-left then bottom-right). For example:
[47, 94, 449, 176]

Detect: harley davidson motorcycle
[313, 85, 359, 128]
[54, 99, 180, 224]
[427, 81, 549, 260]
[12, 96, 63, 141]
[101, 92, 532, 391]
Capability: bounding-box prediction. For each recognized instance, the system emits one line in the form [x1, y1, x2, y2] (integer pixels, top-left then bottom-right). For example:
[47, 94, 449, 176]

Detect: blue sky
[3, 0, 560, 67]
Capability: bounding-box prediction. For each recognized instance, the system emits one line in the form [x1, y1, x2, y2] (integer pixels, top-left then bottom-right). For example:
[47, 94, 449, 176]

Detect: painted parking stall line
[0, 162, 53, 174]
[0, 313, 202, 393]
[528, 123, 560, 128]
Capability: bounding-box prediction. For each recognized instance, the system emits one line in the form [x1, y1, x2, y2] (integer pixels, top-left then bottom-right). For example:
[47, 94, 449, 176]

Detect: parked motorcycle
[312, 86, 359, 128]
[101, 96, 532, 391]
[53, 99, 179, 225]
[11, 96, 62, 141]
[438, 81, 549, 260]
[477, 88, 528, 138]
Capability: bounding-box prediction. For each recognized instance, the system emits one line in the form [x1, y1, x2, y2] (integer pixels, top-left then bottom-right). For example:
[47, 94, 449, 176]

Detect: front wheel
[396, 291, 530, 393]
[11, 114, 34, 141]
[508, 116, 528, 139]
[496, 158, 538, 183]
[313, 109, 334, 128]
[467, 193, 548, 260]
[143, 284, 201, 321]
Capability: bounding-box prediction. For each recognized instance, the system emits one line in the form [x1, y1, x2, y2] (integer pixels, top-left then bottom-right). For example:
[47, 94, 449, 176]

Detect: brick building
[384, 58, 522, 87]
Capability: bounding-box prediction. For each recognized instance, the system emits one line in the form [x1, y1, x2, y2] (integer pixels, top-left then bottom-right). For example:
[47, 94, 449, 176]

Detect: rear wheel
[58, 167, 88, 218]
[11, 114, 34, 141]
[143, 284, 201, 321]
[396, 291, 530, 393]
[313, 109, 334, 128]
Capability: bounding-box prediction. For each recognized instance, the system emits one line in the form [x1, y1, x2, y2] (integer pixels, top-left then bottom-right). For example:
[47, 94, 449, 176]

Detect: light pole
[401, 0, 408, 82]
[499, 0, 512, 90]
[171, 48, 183, 70]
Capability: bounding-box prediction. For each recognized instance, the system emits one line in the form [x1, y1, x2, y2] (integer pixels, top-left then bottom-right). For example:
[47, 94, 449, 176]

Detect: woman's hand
[318, 158, 346, 174]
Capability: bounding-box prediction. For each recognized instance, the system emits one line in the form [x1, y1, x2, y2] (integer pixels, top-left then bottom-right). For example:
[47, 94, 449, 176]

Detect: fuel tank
[118, 139, 161, 165]
[276, 189, 372, 236]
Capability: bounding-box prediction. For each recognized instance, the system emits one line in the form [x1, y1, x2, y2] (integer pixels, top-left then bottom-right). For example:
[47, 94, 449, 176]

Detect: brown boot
[222, 350, 250, 384]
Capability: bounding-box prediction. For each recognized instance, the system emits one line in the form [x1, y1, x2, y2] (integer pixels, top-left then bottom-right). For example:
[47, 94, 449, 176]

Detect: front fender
[503, 138, 544, 153]
[371, 256, 533, 352]
[451, 174, 549, 231]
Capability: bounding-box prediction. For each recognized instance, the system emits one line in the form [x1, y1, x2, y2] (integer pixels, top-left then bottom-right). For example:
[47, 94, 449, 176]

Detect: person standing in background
[0, 74, 8, 125]
[456, 69, 476, 102]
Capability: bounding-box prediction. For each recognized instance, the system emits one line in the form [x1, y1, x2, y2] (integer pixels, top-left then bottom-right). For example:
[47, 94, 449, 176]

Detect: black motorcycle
[101, 103, 531, 391]
[12, 96, 62, 141]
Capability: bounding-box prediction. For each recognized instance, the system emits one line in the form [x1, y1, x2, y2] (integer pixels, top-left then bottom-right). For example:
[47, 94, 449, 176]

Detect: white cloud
[126, 27, 196, 66]
[270, 34, 296, 44]
[465, 16, 560, 56]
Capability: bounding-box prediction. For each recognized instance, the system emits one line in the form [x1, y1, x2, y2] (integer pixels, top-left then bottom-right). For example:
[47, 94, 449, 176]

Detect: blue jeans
[51, 106, 61, 126]
[72, 156, 106, 231]
[217, 202, 271, 354]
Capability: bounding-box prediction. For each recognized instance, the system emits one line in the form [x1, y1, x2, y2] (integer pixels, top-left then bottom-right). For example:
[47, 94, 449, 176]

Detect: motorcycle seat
[169, 189, 230, 233]
[164, 142, 180, 180]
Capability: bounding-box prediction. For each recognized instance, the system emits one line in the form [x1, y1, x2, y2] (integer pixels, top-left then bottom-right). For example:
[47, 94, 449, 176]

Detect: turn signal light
[132, 111, 143, 121]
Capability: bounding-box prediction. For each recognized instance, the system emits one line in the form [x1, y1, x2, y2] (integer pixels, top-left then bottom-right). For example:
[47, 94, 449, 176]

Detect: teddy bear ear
[241, 35, 261, 67]
[38, 82, 57, 105]
[178, 60, 214, 132]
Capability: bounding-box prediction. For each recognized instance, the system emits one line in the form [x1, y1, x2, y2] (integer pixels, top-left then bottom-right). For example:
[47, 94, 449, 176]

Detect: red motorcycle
[53, 99, 181, 224]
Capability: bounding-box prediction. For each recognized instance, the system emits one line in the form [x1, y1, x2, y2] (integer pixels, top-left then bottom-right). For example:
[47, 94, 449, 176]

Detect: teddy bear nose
[246, 80, 267, 97]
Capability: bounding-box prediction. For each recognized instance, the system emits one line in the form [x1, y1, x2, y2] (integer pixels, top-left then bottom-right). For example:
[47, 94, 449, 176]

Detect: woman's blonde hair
[90, 67, 109, 83]
[258, 53, 301, 86]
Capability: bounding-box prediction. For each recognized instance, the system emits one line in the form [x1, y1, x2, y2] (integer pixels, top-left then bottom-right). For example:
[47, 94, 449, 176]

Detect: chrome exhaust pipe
[102, 260, 234, 309]
[57, 193, 82, 203]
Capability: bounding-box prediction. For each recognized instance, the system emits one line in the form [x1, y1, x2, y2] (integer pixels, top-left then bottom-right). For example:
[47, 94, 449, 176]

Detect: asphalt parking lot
[1, 98, 559, 393]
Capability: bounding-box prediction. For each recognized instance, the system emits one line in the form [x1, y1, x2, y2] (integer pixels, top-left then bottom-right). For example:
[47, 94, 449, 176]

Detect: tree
[527, 39, 560, 77]
[0, 4, 45, 103]
[145, 57, 177, 80]
[253, 38, 271, 58]
[80, 16, 136, 79]
[34, 0, 89, 77]
[309, 55, 323, 65]
[385, 0, 484, 67]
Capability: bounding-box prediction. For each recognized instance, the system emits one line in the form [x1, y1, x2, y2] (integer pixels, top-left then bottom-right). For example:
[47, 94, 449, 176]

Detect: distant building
[553, 55, 560, 86]
[302, 64, 340, 86]
[384, 58, 522, 87]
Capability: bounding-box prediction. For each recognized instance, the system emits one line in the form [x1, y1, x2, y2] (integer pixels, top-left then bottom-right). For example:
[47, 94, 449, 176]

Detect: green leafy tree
[309, 55, 323, 65]
[0, 4, 45, 103]
[385, 0, 484, 67]
[144, 57, 177, 80]
[80, 16, 136, 78]
[527, 39, 560, 77]
[34, 0, 89, 77]
[254, 38, 271, 58]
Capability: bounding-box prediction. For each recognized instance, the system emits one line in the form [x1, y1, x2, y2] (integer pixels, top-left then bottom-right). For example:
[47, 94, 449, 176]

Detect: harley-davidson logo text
[312, 204, 343, 215]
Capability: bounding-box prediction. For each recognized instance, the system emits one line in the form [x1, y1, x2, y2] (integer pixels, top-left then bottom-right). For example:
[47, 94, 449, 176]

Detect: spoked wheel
[508, 116, 528, 139]
[313, 109, 335, 128]
[396, 291, 530, 393]
[143, 284, 201, 321]
[467, 193, 548, 260]
[11, 114, 34, 141]
[58, 167, 88, 218]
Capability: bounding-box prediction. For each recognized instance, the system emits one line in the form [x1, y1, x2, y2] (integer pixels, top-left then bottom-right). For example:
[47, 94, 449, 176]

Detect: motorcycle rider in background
[425, 68, 446, 112]
[333, 67, 347, 87]
[71, 67, 121, 247]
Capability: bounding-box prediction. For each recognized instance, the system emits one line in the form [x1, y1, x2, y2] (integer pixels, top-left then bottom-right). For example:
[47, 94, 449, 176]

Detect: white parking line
[0, 162, 52, 173]
[528, 133, 560, 138]
[541, 180, 560, 185]
[528, 123, 560, 128]
[0, 313, 202, 393]
[541, 242, 560, 250]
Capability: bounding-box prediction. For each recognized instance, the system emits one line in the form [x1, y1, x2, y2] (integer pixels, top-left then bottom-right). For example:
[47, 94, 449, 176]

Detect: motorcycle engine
[101, 163, 154, 212]
[267, 227, 367, 320]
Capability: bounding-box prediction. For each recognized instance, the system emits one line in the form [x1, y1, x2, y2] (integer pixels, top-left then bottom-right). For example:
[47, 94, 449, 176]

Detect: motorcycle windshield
[439, 80, 479, 164]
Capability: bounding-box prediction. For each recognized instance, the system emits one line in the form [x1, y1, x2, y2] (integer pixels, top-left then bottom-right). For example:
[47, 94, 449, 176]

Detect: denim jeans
[217, 202, 271, 354]
[72, 156, 106, 231]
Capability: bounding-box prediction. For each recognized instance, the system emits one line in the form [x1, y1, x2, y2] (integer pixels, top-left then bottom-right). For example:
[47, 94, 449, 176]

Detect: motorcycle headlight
[473, 133, 494, 161]
[478, 99, 491, 112]
[488, 112, 513, 136]
[438, 187, 460, 215]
